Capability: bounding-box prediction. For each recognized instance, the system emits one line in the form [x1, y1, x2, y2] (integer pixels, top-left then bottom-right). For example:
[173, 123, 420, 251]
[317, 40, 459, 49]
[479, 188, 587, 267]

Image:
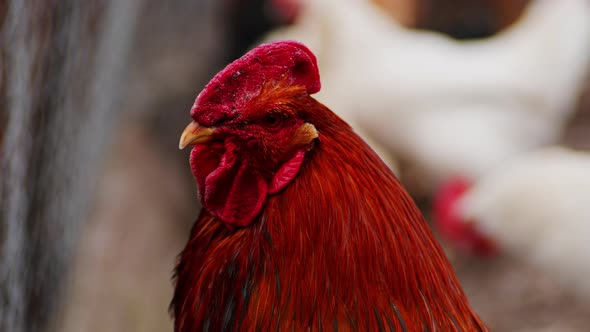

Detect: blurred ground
[55, 1, 590, 331]
[56, 125, 193, 332]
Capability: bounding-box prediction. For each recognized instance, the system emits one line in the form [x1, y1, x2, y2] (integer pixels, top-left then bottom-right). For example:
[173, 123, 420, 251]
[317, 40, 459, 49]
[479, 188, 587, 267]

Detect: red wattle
[268, 149, 305, 194]
[191, 144, 307, 228]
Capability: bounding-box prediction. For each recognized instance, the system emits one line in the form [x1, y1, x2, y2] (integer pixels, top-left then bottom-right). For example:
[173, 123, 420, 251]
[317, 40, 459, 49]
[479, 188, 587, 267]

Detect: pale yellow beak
[178, 121, 215, 149]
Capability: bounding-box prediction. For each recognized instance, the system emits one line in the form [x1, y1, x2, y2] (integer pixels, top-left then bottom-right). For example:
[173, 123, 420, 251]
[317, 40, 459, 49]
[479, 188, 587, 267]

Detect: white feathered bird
[261, 0, 590, 189]
[434, 146, 590, 300]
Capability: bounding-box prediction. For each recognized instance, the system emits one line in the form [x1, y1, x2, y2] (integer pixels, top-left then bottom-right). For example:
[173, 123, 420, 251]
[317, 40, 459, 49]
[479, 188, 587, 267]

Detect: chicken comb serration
[190, 40, 321, 126]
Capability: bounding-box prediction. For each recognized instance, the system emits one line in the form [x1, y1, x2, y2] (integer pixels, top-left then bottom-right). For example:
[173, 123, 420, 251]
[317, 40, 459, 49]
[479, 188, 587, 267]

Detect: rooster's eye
[263, 114, 281, 128]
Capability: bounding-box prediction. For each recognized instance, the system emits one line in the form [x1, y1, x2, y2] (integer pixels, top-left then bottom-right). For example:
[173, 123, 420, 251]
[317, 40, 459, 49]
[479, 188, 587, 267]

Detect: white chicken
[434, 146, 590, 300]
[261, 0, 590, 190]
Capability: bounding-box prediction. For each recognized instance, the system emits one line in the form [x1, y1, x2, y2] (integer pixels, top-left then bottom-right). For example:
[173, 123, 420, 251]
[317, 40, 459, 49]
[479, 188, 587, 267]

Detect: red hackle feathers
[173, 41, 488, 331]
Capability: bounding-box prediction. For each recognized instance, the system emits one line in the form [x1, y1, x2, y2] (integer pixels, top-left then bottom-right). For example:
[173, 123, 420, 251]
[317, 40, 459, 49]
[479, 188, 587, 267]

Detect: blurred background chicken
[435, 146, 590, 301]
[1, 0, 590, 331]
[261, 0, 590, 195]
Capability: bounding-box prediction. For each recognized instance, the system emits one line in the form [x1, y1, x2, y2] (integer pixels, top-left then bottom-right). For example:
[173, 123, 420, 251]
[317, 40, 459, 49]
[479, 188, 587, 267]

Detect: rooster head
[179, 41, 321, 229]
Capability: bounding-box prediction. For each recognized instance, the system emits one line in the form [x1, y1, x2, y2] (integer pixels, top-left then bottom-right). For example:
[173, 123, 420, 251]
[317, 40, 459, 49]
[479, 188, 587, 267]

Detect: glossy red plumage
[173, 100, 487, 331]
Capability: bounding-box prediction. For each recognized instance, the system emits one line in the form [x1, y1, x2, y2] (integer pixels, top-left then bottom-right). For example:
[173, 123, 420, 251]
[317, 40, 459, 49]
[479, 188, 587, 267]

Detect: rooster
[172, 41, 487, 331]
[434, 146, 590, 300]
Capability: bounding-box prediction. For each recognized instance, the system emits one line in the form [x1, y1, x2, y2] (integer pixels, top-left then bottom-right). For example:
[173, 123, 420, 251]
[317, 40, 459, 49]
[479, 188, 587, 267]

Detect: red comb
[433, 177, 499, 257]
[190, 40, 320, 126]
